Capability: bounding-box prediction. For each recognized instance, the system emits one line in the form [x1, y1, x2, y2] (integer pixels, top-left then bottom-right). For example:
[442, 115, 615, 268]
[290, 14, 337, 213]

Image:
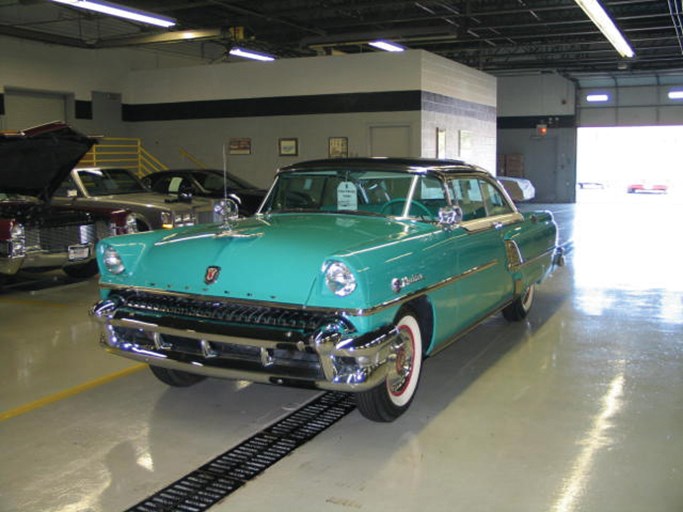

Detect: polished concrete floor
[1, 194, 681, 512]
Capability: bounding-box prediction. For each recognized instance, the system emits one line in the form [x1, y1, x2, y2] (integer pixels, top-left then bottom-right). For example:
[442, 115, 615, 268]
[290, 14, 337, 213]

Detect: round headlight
[125, 214, 138, 233]
[103, 246, 125, 275]
[324, 261, 357, 296]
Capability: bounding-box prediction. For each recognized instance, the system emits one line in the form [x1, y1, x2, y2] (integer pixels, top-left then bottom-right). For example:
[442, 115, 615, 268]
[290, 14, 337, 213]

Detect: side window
[481, 181, 513, 216]
[54, 175, 81, 198]
[449, 178, 486, 220]
[201, 174, 225, 192]
[150, 176, 173, 194]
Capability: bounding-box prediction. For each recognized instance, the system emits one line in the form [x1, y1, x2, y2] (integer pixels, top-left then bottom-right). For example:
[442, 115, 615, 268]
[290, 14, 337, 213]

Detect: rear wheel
[502, 284, 535, 321]
[149, 365, 206, 387]
[356, 310, 423, 422]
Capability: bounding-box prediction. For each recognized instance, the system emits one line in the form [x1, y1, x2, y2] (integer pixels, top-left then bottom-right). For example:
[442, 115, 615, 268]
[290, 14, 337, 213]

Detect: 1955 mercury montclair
[92, 158, 563, 421]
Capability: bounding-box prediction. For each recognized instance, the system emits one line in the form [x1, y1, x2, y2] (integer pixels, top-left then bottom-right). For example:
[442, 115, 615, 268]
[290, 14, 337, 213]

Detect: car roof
[279, 157, 489, 176]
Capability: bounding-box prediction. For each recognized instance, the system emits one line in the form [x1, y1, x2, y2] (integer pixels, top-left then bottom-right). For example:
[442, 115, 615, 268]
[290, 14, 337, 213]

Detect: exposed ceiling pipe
[668, 0, 683, 54]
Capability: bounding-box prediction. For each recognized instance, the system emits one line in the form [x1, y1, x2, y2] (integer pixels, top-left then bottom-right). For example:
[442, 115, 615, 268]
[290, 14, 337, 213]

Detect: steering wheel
[380, 199, 433, 219]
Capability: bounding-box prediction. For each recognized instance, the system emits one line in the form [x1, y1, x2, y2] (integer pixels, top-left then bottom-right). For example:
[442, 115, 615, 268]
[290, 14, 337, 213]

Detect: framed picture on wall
[436, 128, 446, 159]
[328, 137, 348, 158]
[278, 138, 298, 156]
[228, 137, 252, 155]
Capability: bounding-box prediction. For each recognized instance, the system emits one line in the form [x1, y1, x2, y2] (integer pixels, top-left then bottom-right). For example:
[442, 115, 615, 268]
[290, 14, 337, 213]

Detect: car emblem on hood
[205, 266, 221, 284]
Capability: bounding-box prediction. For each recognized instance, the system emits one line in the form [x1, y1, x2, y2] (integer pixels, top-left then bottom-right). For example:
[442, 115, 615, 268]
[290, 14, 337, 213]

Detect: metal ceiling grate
[126, 391, 356, 512]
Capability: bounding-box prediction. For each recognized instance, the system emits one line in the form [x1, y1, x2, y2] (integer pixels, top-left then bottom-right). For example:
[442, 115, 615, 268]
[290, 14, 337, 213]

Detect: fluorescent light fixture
[368, 40, 405, 52]
[229, 48, 275, 62]
[50, 0, 175, 27]
[668, 90, 683, 100]
[574, 0, 634, 58]
[586, 93, 610, 102]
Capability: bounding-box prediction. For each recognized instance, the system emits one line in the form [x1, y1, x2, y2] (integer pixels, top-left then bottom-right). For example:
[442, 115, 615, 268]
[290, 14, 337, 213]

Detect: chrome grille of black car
[25, 221, 106, 253]
[118, 291, 334, 332]
[196, 208, 216, 225]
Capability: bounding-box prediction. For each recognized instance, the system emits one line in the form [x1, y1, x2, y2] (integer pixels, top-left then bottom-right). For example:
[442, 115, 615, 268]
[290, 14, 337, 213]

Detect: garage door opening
[576, 126, 683, 203]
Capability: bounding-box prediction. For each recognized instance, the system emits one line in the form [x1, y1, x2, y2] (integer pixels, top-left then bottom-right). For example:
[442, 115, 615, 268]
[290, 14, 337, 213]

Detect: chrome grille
[196, 208, 216, 225]
[25, 221, 105, 254]
[119, 291, 330, 331]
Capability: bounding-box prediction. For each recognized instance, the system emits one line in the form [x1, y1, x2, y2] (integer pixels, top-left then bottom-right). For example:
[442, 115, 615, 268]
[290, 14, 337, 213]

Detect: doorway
[576, 126, 683, 203]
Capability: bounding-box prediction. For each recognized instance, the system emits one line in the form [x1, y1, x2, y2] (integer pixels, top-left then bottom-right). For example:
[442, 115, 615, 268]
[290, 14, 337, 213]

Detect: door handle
[492, 222, 504, 230]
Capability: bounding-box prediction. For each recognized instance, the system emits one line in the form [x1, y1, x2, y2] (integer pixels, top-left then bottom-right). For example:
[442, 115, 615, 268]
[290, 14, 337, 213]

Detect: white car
[497, 176, 536, 202]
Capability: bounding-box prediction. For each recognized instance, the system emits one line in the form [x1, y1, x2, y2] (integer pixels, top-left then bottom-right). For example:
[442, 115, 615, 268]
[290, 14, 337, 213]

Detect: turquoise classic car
[92, 158, 563, 422]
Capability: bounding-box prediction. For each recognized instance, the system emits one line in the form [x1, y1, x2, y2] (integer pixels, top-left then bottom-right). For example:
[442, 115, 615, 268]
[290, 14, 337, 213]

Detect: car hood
[0, 122, 96, 201]
[79, 192, 212, 212]
[98, 213, 442, 309]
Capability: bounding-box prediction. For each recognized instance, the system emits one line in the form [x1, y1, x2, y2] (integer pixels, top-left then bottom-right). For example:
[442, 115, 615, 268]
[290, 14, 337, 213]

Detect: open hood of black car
[0, 122, 96, 201]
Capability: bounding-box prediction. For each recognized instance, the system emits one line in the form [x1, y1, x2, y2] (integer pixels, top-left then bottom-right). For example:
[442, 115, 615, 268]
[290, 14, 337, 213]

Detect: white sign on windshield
[337, 182, 358, 210]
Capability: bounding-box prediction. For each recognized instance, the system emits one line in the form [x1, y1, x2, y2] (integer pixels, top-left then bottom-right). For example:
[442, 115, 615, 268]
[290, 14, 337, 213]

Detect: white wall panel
[498, 75, 575, 116]
[420, 52, 496, 107]
[125, 51, 424, 104]
[0, 35, 198, 101]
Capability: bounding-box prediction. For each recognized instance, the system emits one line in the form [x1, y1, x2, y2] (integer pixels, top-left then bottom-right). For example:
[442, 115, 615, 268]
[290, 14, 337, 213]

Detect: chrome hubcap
[388, 328, 414, 396]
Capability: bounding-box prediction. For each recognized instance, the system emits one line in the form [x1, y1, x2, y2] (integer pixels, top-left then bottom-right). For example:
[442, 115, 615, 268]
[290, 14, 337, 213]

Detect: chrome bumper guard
[91, 297, 402, 392]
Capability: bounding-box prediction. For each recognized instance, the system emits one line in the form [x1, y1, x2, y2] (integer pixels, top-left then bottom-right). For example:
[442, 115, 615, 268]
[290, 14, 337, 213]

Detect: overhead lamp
[229, 47, 275, 62]
[50, 0, 176, 28]
[668, 90, 683, 100]
[574, 0, 634, 58]
[586, 93, 610, 102]
[368, 40, 405, 52]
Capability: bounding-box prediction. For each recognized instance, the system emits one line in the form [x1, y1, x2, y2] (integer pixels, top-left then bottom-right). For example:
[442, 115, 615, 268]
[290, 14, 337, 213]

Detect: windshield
[76, 168, 147, 196]
[261, 169, 450, 221]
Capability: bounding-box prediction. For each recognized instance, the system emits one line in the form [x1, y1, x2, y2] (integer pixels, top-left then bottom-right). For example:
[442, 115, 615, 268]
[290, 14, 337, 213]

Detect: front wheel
[502, 284, 535, 321]
[355, 310, 423, 422]
[149, 365, 206, 387]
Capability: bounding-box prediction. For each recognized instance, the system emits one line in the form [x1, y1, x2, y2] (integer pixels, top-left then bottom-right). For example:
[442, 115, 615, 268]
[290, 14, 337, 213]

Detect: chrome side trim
[505, 239, 524, 270]
[99, 259, 498, 317]
[515, 246, 557, 271]
[355, 260, 498, 316]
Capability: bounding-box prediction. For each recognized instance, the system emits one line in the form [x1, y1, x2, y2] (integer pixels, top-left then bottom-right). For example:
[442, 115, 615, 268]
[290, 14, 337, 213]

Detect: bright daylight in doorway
[576, 126, 683, 203]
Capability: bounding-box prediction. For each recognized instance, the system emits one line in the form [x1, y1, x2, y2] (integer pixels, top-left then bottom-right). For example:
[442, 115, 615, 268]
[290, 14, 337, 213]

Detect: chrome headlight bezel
[160, 211, 173, 229]
[323, 260, 357, 297]
[9, 222, 26, 257]
[103, 246, 125, 275]
[125, 214, 138, 234]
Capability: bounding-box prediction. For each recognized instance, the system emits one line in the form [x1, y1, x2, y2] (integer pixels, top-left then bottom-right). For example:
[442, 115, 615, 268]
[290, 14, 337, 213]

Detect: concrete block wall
[497, 74, 577, 203]
[420, 53, 497, 171]
[1, 39, 498, 186]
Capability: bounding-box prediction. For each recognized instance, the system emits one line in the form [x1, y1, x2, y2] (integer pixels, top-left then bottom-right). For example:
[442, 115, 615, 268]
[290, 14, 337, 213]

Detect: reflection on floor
[1, 202, 681, 512]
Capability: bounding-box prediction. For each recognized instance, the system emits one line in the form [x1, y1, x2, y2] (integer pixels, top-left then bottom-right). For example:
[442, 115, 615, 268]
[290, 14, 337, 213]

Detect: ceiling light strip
[368, 40, 405, 52]
[574, 0, 634, 58]
[50, 0, 176, 28]
[229, 48, 275, 62]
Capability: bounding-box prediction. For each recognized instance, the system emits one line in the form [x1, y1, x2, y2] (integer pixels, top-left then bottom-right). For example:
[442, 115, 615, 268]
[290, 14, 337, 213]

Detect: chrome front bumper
[91, 298, 403, 392]
[1, 250, 95, 276]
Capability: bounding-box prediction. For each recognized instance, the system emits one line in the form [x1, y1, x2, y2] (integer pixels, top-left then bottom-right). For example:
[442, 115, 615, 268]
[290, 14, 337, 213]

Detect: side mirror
[438, 205, 462, 230]
[66, 189, 78, 199]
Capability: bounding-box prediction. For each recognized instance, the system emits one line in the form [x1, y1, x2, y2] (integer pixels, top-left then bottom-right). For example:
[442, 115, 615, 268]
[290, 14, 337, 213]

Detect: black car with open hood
[0, 122, 136, 283]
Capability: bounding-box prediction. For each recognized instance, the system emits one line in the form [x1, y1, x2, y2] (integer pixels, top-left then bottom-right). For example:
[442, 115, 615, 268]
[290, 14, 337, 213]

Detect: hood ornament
[215, 197, 239, 231]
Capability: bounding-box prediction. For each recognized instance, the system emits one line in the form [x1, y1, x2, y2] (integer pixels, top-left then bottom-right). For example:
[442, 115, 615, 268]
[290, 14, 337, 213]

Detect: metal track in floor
[126, 391, 357, 512]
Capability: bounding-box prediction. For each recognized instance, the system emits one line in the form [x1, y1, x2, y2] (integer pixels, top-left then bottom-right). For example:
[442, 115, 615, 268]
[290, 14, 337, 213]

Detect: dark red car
[0, 122, 136, 285]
